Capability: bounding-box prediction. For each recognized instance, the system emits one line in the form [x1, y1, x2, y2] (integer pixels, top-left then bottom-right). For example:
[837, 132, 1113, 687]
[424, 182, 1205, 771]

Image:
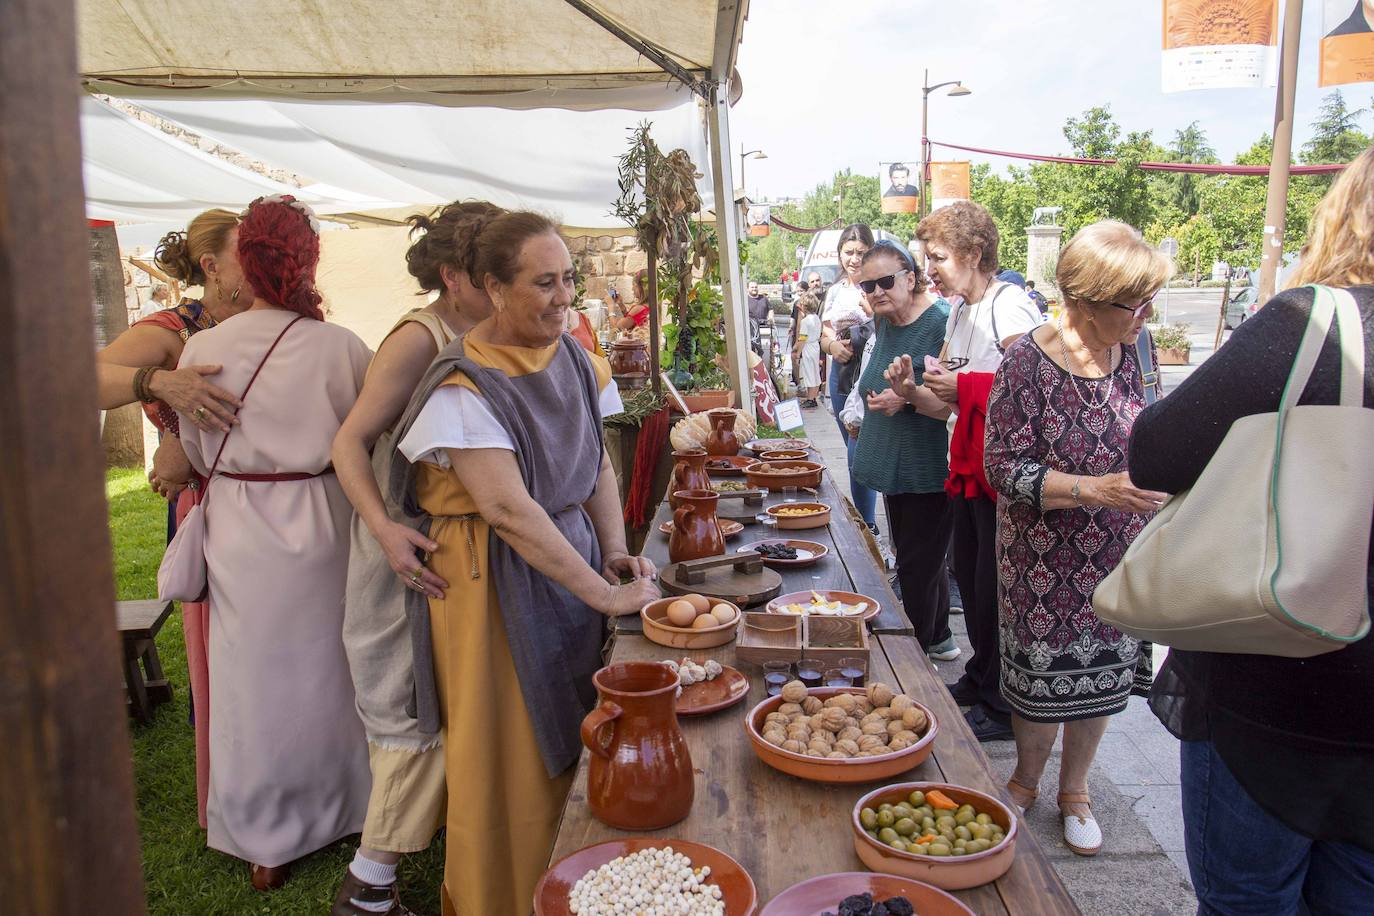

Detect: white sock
[348, 851, 398, 912]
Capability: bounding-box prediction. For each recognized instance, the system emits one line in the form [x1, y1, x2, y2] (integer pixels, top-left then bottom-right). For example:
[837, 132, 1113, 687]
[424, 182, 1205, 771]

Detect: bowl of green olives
[851, 783, 1018, 890]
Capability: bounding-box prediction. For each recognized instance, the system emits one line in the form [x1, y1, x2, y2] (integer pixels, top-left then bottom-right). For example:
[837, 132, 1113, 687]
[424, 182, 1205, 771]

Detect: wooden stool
[115, 599, 175, 722]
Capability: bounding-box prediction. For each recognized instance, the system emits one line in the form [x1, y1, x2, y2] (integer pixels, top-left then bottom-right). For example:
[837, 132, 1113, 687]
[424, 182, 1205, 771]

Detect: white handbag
[157, 316, 303, 602]
[1094, 286, 1372, 657]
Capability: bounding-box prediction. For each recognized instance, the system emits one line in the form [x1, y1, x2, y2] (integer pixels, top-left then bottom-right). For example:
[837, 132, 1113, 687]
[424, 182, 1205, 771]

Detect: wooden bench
[115, 599, 174, 722]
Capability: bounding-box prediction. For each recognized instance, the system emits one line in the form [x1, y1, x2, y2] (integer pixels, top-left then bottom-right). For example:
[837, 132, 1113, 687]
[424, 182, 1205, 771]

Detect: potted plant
[1150, 322, 1192, 365]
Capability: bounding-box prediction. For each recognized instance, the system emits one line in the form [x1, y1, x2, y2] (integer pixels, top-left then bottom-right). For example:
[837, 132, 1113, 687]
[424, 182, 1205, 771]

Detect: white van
[800, 227, 908, 288]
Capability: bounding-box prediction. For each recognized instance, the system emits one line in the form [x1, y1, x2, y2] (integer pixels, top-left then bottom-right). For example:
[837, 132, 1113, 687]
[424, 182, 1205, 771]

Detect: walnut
[857, 734, 887, 751]
[764, 712, 790, 728]
[801, 696, 824, 715]
[835, 738, 861, 756]
[875, 706, 894, 720]
[860, 712, 887, 727]
[804, 747, 826, 757]
[887, 735, 913, 751]
[826, 750, 848, 759]
[785, 725, 811, 742]
[902, 707, 928, 732]
[807, 738, 832, 755]
[892, 729, 919, 744]
[820, 707, 848, 732]
[887, 719, 906, 736]
[823, 693, 858, 713]
[777, 702, 804, 717]
[854, 698, 875, 716]
[867, 683, 896, 707]
[762, 729, 786, 747]
[781, 680, 808, 704]
[781, 739, 806, 754]
[808, 713, 827, 732]
[889, 694, 915, 716]
[837, 726, 863, 743]
[861, 720, 888, 737]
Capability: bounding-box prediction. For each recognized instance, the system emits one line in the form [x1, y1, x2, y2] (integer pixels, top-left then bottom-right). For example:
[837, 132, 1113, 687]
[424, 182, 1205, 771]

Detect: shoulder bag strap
[1135, 328, 1160, 405]
[1329, 287, 1365, 407]
[989, 283, 1008, 353]
[203, 315, 308, 489]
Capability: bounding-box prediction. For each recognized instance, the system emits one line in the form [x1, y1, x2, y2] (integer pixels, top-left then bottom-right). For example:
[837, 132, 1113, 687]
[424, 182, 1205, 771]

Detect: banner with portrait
[1321, 0, 1374, 86]
[929, 161, 970, 211]
[879, 160, 920, 214]
[746, 204, 771, 237]
[1161, 0, 1279, 92]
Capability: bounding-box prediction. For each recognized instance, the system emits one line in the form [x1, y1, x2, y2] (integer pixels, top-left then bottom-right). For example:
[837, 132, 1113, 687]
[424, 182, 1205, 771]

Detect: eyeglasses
[1108, 294, 1157, 319]
[858, 269, 910, 295]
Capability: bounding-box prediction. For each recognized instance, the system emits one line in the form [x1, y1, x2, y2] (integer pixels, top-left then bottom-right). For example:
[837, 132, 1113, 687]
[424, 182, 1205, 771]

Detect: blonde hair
[153, 208, 239, 286]
[796, 292, 821, 315]
[1056, 220, 1174, 308]
[1288, 144, 1374, 289]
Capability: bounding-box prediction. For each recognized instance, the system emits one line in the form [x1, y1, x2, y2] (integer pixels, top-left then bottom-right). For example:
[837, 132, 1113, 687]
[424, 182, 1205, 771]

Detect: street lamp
[919, 70, 971, 218]
[834, 178, 856, 221]
[739, 146, 767, 198]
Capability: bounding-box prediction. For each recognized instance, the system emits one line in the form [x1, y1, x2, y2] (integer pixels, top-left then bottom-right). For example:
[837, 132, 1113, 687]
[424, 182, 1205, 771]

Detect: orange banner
[1320, 1, 1374, 86]
[929, 161, 970, 210]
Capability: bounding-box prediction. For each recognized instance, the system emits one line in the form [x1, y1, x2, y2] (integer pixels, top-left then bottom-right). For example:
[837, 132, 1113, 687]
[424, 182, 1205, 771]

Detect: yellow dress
[415, 335, 611, 914]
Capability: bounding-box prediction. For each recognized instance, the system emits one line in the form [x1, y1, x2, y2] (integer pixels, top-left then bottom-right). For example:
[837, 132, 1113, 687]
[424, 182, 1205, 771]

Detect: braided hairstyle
[236, 195, 324, 320]
[405, 200, 505, 295]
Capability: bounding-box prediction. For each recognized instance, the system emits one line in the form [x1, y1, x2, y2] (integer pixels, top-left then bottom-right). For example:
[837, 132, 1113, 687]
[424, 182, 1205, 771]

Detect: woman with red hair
[175, 195, 372, 890]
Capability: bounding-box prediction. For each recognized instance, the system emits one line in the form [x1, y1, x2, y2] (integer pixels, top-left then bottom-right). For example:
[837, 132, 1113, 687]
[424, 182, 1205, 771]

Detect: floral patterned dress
[984, 333, 1156, 722]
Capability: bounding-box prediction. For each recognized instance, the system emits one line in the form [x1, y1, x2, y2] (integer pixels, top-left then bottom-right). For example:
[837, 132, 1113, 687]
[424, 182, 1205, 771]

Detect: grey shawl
[389, 333, 608, 777]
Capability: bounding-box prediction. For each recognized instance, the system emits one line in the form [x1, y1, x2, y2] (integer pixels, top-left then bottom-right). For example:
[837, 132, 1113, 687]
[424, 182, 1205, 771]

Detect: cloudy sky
[730, 0, 1372, 199]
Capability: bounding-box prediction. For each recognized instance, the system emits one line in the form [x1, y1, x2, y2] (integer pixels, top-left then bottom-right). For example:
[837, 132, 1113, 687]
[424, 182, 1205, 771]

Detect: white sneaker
[927, 638, 961, 662]
[877, 538, 896, 571]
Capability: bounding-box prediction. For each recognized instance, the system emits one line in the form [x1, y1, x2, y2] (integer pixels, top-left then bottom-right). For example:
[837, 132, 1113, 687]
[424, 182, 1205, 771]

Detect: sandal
[250, 862, 291, 892]
[1057, 791, 1102, 857]
[1005, 776, 1039, 814]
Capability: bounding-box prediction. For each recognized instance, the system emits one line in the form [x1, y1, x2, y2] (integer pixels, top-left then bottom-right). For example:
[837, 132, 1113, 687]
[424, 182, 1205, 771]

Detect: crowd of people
[97, 145, 1373, 915]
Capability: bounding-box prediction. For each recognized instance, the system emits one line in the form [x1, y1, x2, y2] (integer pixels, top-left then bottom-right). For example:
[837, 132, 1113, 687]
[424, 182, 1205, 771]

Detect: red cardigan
[944, 371, 996, 501]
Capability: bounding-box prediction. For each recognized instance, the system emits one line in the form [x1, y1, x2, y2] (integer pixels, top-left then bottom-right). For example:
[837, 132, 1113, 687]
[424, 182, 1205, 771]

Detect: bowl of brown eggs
[641, 594, 741, 649]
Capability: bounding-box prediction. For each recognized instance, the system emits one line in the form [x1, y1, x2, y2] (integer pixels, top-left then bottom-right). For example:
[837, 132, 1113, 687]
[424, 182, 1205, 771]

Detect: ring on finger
[409, 567, 424, 582]
[193, 406, 208, 419]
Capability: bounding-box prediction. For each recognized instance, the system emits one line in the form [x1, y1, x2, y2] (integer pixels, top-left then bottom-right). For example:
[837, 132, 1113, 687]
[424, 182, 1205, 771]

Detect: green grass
[108, 468, 446, 915]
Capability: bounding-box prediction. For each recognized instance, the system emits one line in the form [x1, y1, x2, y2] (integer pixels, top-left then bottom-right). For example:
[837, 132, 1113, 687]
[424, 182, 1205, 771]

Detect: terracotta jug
[668, 448, 712, 509]
[580, 662, 694, 830]
[609, 337, 650, 380]
[669, 489, 725, 563]
[703, 408, 740, 456]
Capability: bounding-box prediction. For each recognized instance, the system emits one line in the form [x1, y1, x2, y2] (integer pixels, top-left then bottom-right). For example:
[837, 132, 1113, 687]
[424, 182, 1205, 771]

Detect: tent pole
[559, 0, 710, 99]
[1258, 0, 1302, 304]
[1, 0, 147, 911]
[705, 83, 752, 417]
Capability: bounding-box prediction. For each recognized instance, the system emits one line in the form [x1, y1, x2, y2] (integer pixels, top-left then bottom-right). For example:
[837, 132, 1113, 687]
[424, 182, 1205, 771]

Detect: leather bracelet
[133, 366, 158, 403]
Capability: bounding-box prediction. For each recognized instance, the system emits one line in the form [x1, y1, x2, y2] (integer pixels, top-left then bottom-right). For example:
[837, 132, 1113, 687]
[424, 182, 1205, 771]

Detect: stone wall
[1025, 225, 1064, 296]
[566, 233, 646, 303]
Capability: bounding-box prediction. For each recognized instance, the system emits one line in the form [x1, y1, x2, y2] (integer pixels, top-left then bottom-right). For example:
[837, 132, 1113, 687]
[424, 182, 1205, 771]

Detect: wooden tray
[659, 518, 745, 538]
[734, 612, 803, 665]
[736, 539, 828, 568]
[803, 614, 870, 668]
[659, 554, 782, 608]
[705, 455, 759, 477]
[675, 664, 750, 716]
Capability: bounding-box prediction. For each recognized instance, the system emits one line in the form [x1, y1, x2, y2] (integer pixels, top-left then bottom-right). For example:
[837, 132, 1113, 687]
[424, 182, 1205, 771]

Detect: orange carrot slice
[926, 789, 959, 810]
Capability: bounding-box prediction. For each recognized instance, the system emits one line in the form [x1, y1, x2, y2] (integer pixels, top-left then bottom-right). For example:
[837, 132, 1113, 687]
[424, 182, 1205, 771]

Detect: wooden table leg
[122, 640, 150, 723]
[138, 638, 173, 708]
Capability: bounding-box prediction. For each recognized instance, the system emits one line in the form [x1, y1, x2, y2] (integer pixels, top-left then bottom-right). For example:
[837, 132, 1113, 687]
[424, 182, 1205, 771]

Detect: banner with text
[1321, 0, 1374, 85]
[929, 161, 970, 211]
[1161, 0, 1279, 92]
[879, 160, 920, 214]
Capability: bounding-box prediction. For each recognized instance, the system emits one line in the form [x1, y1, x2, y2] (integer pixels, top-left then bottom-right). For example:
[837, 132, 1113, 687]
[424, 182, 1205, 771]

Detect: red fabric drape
[623, 406, 670, 527]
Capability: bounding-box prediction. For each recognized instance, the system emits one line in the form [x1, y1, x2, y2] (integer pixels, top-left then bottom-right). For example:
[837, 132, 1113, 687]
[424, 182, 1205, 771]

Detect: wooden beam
[0, 0, 147, 912]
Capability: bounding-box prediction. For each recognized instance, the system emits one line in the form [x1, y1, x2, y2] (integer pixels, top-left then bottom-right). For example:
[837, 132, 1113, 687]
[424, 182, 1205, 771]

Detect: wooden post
[1258, 0, 1303, 304]
[647, 247, 661, 397]
[1214, 274, 1233, 351]
[0, 0, 147, 912]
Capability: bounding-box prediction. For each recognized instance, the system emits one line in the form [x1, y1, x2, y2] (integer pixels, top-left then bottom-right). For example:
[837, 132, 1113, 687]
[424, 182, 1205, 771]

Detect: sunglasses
[1108, 294, 1157, 319]
[858, 269, 910, 295]
[939, 357, 970, 371]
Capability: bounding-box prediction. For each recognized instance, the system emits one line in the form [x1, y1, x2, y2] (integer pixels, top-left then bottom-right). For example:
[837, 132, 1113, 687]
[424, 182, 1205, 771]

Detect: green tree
[1302, 90, 1370, 164]
[1163, 121, 1218, 215]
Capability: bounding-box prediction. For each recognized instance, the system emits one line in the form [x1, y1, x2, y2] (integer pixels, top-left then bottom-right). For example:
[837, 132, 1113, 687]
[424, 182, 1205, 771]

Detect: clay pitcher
[581, 662, 694, 830]
[703, 408, 741, 456]
[668, 489, 725, 563]
[668, 448, 712, 509]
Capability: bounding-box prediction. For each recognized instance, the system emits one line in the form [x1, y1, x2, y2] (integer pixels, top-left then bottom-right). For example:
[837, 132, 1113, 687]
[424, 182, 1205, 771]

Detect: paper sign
[1161, 0, 1279, 92]
[1320, 0, 1374, 87]
[774, 398, 805, 433]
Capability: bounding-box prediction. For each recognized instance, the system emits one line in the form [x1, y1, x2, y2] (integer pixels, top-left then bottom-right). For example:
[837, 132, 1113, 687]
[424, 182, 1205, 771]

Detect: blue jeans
[1181, 740, 1374, 915]
[829, 371, 877, 529]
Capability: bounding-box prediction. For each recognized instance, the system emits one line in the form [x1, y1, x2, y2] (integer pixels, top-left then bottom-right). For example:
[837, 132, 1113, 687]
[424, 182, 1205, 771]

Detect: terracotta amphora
[581, 661, 695, 830]
[668, 489, 725, 563]
[703, 408, 741, 456]
[668, 448, 712, 509]
[609, 338, 650, 379]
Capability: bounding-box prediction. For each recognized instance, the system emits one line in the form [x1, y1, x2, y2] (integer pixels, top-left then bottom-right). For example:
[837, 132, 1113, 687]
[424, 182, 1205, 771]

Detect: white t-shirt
[398, 382, 624, 468]
[942, 281, 1043, 373]
[821, 280, 868, 334]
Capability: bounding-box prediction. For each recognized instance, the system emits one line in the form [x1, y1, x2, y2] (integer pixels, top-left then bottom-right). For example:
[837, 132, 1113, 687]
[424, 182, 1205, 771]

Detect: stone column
[1025, 224, 1064, 294]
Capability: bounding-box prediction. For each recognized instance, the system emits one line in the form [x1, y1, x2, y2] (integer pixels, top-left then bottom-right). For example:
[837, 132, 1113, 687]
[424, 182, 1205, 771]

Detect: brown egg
[665, 600, 698, 628]
[709, 602, 737, 624]
[691, 613, 719, 630]
[682, 594, 711, 614]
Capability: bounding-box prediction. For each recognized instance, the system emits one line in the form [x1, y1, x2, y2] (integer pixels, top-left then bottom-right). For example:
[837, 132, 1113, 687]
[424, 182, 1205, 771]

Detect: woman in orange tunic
[392, 212, 660, 913]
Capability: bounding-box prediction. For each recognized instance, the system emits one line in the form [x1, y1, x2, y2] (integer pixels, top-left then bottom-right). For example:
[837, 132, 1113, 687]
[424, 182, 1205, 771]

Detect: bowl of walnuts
[744, 682, 937, 784]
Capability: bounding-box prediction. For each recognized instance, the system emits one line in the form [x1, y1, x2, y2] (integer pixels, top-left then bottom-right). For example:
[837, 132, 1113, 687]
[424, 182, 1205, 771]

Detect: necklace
[1055, 315, 1115, 409]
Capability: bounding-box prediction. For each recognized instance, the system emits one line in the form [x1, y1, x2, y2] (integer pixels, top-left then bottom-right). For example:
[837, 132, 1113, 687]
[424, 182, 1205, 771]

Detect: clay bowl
[641, 597, 741, 650]
[745, 460, 824, 491]
[765, 589, 881, 622]
[757, 448, 809, 461]
[660, 518, 746, 538]
[760, 872, 974, 916]
[744, 437, 811, 455]
[765, 502, 831, 530]
[851, 782, 1019, 890]
[744, 687, 937, 784]
[534, 837, 759, 915]
[736, 539, 829, 569]
[705, 455, 760, 477]
[676, 664, 751, 716]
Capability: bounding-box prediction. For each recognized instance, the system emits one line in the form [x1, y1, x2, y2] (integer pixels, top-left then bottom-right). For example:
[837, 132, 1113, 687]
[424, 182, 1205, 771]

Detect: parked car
[1227, 277, 1260, 329]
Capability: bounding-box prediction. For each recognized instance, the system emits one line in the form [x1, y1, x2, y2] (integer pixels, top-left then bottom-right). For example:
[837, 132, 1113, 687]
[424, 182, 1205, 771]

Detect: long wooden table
[549, 468, 1079, 913]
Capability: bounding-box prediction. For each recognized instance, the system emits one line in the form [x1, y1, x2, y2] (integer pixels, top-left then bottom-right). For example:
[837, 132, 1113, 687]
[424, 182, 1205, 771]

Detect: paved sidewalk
[800, 403, 1197, 916]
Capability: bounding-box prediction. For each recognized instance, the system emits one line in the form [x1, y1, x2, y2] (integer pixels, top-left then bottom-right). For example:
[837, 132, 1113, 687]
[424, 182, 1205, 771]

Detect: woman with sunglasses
[979, 220, 1170, 856]
[910, 201, 1045, 733]
[848, 241, 955, 651]
[817, 223, 880, 532]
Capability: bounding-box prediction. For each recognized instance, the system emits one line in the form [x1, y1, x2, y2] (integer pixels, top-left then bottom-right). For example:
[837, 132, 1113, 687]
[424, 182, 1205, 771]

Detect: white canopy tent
[77, 0, 753, 407]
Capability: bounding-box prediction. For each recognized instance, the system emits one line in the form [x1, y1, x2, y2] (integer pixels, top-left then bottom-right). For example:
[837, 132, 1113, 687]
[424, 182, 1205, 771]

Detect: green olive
[879, 803, 894, 812]
[951, 846, 968, 856]
[888, 837, 908, 851]
[921, 817, 936, 830]
[908, 790, 926, 807]
[955, 809, 976, 826]
[954, 838, 968, 849]
[928, 843, 951, 856]
[970, 823, 990, 841]
[975, 813, 993, 825]
[860, 808, 878, 830]
[895, 817, 918, 837]
[878, 827, 899, 845]
[915, 806, 934, 821]
[955, 825, 973, 841]
[877, 809, 895, 828]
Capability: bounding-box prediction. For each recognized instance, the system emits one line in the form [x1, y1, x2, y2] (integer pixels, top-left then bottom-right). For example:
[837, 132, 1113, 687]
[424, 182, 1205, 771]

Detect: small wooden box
[734, 612, 802, 665]
[802, 615, 870, 667]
